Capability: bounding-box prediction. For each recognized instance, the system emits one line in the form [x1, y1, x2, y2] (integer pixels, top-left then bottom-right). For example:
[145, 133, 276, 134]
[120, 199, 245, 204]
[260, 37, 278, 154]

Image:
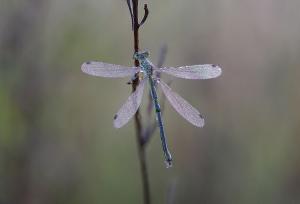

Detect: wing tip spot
[198, 114, 205, 127]
[113, 114, 118, 120]
[113, 115, 122, 129]
[212, 64, 221, 70]
[211, 64, 222, 77]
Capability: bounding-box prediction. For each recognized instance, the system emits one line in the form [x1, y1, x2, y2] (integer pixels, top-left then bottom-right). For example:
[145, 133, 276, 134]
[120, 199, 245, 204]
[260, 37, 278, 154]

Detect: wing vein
[113, 79, 146, 128]
[159, 80, 204, 127]
[81, 61, 139, 78]
[155, 64, 222, 79]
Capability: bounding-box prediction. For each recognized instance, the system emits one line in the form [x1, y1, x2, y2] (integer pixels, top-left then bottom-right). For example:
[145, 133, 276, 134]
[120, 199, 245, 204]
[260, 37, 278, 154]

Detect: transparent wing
[155, 64, 222, 79]
[113, 79, 146, 128]
[81, 61, 139, 78]
[159, 80, 204, 127]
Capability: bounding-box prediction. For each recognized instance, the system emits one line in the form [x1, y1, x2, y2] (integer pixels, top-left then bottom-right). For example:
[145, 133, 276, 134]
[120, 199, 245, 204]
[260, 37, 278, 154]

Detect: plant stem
[131, 1, 151, 204]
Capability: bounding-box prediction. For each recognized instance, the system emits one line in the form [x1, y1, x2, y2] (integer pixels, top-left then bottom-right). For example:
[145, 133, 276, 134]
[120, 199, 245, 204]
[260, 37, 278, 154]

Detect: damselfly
[81, 50, 222, 167]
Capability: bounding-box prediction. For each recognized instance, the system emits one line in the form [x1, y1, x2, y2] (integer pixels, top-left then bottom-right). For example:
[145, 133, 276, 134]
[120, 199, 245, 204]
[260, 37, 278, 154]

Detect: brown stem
[130, 1, 151, 204]
[139, 4, 149, 29]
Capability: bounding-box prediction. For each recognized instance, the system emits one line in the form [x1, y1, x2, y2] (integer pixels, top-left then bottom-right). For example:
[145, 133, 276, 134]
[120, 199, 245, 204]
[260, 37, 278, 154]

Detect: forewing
[81, 61, 139, 78]
[113, 79, 146, 128]
[156, 64, 222, 79]
[159, 80, 204, 127]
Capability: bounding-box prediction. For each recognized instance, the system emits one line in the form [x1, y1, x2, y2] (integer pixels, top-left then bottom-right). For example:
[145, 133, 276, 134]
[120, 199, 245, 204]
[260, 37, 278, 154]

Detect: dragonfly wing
[155, 64, 222, 79]
[113, 79, 146, 128]
[159, 80, 204, 127]
[81, 61, 139, 78]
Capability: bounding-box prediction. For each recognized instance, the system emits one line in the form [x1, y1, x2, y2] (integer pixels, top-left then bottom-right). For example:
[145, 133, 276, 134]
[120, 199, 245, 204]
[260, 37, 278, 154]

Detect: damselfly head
[133, 50, 149, 60]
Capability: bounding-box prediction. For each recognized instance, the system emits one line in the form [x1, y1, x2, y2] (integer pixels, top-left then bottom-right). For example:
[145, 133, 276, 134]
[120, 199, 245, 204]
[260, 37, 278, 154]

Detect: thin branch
[157, 44, 168, 68]
[166, 179, 177, 204]
[128, 1, 151, 204]
[126, 0, 134, 30]
[138, 4, 149, 28]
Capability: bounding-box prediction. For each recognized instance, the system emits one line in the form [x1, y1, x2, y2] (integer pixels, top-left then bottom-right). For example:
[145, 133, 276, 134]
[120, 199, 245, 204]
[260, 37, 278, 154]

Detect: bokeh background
[1, 0, 300, 203]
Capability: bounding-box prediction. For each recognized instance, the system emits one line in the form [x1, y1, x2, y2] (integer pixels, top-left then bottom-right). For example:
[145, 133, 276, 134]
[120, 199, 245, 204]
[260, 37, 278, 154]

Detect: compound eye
[133, 53, 137, 59]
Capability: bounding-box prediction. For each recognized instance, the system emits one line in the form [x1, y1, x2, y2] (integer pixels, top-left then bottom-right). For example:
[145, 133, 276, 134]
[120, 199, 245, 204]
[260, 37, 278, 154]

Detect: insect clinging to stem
[81, 50, 222, 167]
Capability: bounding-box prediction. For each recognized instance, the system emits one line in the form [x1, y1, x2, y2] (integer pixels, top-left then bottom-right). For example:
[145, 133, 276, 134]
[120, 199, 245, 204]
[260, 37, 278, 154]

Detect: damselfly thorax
[135, 51, 154, 77]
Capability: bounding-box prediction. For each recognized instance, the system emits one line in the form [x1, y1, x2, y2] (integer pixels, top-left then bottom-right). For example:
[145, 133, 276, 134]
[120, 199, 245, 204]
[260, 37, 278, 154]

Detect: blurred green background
[1, 0, 300, 203]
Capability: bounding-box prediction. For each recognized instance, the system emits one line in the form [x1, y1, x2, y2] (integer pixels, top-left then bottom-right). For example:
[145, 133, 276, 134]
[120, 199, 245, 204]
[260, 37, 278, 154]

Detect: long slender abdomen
[148, 77, 172, 167]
